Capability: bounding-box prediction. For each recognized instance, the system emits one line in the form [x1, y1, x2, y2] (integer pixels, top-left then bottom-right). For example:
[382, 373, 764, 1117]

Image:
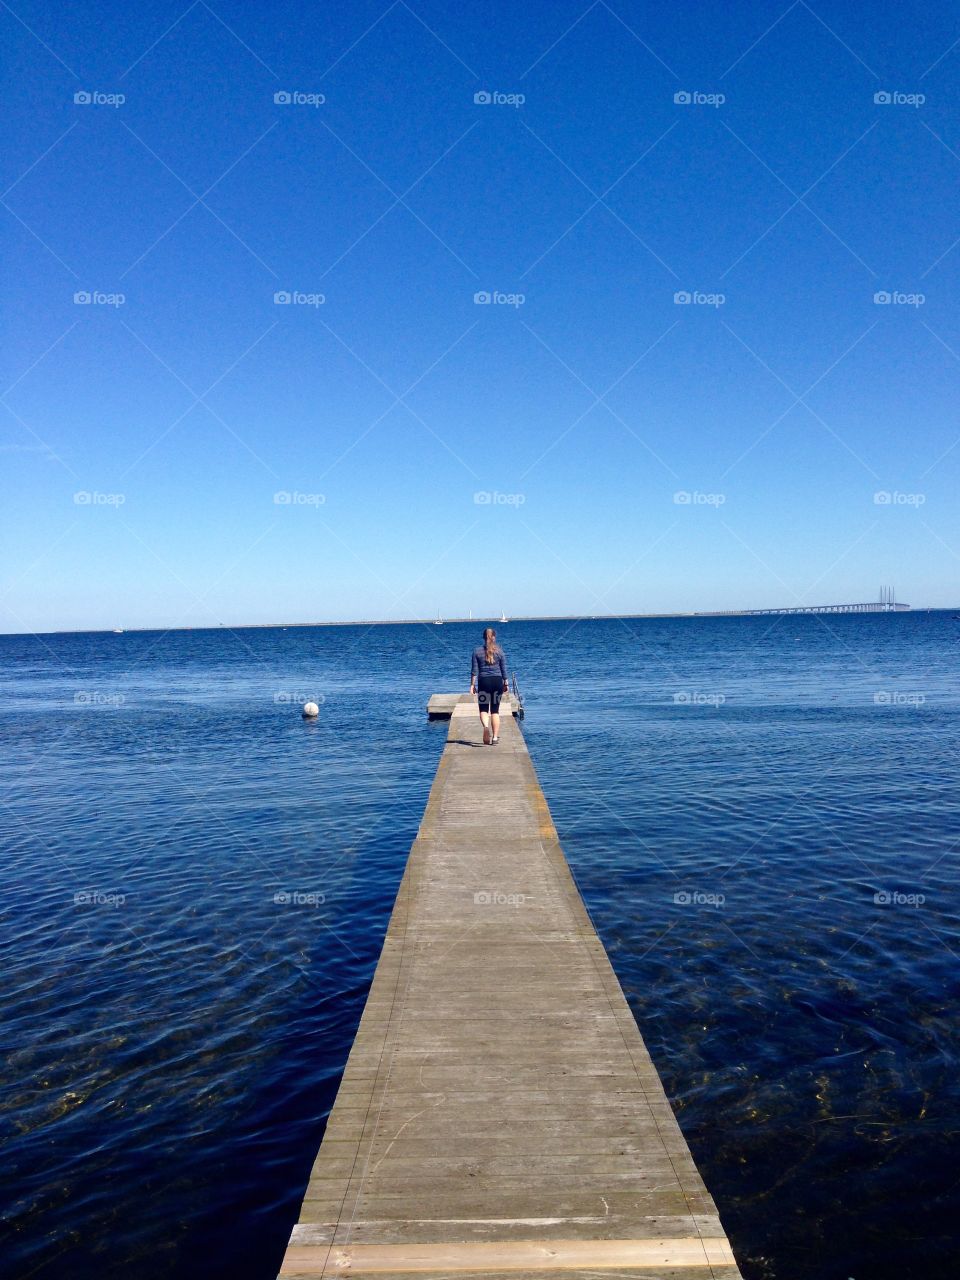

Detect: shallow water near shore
[1, 613, 958, 1279]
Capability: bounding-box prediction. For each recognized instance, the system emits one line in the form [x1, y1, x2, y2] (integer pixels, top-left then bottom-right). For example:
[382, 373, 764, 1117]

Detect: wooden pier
[277, 698, 743, 1279]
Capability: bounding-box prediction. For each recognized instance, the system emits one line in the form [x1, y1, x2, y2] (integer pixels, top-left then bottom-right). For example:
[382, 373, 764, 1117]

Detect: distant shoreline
[8, 605, 958, 638]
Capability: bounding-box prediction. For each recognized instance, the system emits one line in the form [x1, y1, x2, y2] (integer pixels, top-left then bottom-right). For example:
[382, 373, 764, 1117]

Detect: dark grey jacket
[471, 645, 507, 684]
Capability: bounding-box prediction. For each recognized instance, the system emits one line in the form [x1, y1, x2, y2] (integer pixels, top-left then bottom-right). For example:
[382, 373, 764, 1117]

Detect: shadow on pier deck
[276, 698, 743, 1279]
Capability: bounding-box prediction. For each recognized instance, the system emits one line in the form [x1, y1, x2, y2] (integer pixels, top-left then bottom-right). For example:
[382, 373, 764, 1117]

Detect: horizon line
[8, 603, 957, 639]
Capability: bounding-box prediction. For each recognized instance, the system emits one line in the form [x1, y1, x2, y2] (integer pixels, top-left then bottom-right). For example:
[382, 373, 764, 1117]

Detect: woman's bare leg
[491, 711, 500, 740]
[479, 704, 491, 744]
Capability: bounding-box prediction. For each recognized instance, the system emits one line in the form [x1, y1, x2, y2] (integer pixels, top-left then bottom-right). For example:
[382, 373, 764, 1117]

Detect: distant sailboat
[112, 628, 123, 634]
[499, 610, 508, 623]
[434, 610, 443, 626]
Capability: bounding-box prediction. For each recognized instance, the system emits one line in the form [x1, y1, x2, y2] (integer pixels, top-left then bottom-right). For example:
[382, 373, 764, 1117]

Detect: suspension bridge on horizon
[697, 586, 909, 617]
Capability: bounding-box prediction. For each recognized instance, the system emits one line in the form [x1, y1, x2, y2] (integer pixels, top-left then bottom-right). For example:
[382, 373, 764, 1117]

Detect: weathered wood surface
[427, 692, 516, 718]
[277, 703, 742, 1279]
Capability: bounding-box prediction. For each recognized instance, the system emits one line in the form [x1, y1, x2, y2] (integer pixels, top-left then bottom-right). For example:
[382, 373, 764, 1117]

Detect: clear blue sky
[2, 0, 959, 631]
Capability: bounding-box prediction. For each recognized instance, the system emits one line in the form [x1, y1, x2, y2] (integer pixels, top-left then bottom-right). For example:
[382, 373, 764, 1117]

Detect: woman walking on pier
[470, 627, 508, 745]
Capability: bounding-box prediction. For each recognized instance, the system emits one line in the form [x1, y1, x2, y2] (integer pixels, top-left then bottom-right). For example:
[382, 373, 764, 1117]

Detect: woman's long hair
[483, 627, 497, 665]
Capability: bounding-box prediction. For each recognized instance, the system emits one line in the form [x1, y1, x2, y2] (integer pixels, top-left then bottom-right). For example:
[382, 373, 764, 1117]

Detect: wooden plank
[279, 1236, 736, 1274]
[275, 704, 743, 1279]
[288, 1217, 727, 1246]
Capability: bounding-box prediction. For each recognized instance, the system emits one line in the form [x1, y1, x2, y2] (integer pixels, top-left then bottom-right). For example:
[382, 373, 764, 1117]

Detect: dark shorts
[477, 674, 504, 714]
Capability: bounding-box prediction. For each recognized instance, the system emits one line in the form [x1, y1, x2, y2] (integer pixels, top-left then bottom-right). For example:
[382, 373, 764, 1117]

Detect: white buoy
[302, 701, 319, 719]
